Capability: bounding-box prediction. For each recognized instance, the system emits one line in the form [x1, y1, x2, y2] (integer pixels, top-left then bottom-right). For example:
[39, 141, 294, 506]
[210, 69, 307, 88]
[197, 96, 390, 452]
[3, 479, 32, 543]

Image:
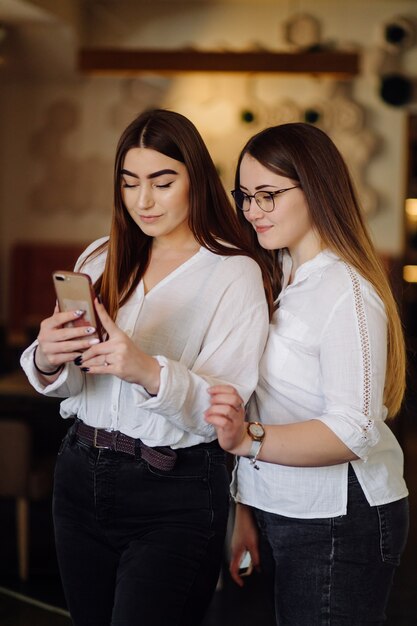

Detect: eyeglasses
[231, 186, 300, 213]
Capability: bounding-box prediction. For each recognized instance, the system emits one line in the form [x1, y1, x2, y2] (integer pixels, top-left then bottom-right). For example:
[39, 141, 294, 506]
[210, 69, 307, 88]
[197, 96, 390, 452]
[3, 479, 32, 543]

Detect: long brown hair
[83, 109, 274, 318]
[234, 122, 406, 416]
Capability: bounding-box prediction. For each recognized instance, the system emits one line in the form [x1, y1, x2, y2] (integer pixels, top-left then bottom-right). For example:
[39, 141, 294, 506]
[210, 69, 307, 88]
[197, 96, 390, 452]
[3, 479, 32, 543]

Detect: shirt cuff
[314, 410, 381, 460]
[20, 341, 70, 394]
[131, 355, 188, 414]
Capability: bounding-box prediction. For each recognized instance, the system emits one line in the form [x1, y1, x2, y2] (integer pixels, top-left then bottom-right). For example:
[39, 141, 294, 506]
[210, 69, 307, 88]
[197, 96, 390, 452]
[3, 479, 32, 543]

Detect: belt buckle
[93, 428, 111, 450]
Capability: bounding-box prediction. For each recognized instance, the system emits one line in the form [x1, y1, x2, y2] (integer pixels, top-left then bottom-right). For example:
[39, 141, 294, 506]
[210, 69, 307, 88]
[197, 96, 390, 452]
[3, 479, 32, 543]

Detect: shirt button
[112, 404, 117, 412]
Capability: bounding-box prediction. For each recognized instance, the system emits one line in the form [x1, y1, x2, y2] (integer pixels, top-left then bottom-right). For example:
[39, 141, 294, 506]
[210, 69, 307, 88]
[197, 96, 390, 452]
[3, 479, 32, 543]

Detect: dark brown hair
[234, 122, 405, 416]
[83, 108, 274, 318]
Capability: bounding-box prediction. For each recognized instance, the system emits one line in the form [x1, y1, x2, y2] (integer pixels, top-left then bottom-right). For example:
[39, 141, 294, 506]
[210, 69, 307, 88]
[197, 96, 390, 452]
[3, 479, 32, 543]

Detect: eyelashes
[121, 181, 173, 189]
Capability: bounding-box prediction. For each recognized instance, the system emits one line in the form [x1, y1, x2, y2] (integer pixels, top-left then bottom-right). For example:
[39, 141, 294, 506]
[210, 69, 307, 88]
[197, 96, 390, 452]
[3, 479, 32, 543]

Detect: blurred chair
[0, 419, 54, 581]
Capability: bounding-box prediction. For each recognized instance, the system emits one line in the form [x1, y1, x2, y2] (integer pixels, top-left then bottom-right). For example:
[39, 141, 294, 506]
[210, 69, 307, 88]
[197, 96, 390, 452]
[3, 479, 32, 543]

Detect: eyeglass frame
[231, 186, 300, 213]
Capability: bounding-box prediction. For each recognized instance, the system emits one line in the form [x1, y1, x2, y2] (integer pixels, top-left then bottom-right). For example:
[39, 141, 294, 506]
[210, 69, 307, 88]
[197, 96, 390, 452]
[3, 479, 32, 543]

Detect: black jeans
[254, 466, 409, 626]
[53, 424, 230, 626]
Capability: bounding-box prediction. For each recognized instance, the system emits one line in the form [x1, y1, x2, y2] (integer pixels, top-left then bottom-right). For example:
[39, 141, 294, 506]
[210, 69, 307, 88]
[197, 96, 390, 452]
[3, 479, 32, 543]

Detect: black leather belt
[74, 420, 177, 471]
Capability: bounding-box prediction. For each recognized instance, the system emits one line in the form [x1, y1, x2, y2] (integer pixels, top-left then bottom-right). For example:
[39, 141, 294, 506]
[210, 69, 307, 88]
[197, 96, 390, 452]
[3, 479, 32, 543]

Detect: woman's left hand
[204, 385, 248, 455]
[75, 298, 161, 393]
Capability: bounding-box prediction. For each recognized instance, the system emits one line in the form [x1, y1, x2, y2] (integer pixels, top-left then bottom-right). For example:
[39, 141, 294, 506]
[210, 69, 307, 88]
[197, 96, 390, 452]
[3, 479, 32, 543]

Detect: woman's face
[239, 153, 321, 266]
[121, 147, 193, 245]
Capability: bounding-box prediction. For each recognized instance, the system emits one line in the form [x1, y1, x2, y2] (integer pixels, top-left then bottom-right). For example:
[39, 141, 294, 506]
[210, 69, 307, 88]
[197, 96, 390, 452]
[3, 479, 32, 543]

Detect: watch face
[248, 422, 265, 440]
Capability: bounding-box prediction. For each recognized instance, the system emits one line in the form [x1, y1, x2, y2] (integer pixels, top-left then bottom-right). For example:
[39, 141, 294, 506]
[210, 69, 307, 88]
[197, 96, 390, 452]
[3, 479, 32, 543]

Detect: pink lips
[255, 225, 272, 234]
[139, 215, 162, 223]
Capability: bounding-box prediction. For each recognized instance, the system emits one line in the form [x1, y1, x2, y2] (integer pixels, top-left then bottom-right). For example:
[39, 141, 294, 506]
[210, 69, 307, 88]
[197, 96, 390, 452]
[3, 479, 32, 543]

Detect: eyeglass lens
[233, 190, 276, 212]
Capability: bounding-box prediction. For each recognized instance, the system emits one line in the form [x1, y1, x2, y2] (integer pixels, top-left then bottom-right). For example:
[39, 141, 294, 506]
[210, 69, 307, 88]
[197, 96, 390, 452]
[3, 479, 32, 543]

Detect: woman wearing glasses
[205, 122, 409, 625]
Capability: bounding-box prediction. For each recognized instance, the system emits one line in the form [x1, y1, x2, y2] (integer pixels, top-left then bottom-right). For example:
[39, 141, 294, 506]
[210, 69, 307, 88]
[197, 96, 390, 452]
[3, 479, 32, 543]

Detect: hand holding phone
[52, 271, 102, 344]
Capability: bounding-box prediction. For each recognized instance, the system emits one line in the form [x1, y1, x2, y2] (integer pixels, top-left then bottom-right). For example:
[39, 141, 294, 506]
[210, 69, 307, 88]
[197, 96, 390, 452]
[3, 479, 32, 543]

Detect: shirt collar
[281, 248, 339, 288]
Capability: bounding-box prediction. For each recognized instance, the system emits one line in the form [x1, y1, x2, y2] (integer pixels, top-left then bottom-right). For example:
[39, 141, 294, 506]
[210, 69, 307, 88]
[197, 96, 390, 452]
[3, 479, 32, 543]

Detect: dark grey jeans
[254, 465, 409, 626]
[53, 424, 229, 626]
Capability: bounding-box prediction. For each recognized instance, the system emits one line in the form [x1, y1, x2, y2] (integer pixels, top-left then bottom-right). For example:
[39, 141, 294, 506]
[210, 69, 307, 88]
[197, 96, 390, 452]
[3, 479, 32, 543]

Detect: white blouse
[235, 250, 408, 518]
[21, 237, 269, 449]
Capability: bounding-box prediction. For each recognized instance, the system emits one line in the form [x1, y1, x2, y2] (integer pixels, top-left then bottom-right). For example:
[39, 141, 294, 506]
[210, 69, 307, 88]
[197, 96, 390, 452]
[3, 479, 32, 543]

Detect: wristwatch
[247, 421, 266, 469]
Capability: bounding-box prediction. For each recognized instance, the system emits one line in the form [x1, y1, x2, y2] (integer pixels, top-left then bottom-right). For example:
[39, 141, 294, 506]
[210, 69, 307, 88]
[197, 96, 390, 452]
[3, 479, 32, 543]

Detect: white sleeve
[20, 341, 84, 398]
[19, 239, 108, 398]
[314, 270, 386, 459]
[131, 261, 269, 437]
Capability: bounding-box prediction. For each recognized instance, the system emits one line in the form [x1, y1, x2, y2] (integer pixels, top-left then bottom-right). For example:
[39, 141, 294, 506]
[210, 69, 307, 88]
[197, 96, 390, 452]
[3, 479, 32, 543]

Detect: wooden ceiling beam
[78, 48, 360, 77]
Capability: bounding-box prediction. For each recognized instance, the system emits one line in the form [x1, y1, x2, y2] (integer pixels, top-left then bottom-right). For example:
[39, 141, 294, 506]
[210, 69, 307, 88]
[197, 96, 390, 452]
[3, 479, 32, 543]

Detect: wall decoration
[369, 14, 417, 107]
[267, 100, 301, 126]
[26, 10, 383, 220]
[301, 82, 379, 215]
[379, 73, 415, 107]
[161, 59, 379, 213]
[303, 107, 322, 125]
[282, 13, 322, 51]
[380, 15, 417, 53]
[240, 109, 256, 124]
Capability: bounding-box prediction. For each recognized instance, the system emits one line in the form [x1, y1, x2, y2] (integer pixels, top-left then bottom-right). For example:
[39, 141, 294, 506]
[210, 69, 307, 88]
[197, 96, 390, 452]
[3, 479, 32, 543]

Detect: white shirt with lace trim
[20, 237, 269, 449]
[234, 250, 408, 518]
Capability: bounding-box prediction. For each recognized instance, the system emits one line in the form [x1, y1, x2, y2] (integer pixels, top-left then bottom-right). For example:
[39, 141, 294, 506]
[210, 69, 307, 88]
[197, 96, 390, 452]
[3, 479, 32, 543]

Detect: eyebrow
[240, 183, 279, 191]
[121, 168, 179, 180]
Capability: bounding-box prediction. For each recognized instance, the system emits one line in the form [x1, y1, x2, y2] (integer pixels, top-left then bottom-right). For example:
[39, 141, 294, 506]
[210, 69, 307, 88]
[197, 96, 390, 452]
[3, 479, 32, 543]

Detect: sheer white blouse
[235, 250, 408, 518]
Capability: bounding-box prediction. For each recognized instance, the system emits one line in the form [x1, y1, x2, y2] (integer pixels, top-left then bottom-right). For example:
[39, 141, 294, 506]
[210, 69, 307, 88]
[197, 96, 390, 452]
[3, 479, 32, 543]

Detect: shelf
[78, 48, 360, 77]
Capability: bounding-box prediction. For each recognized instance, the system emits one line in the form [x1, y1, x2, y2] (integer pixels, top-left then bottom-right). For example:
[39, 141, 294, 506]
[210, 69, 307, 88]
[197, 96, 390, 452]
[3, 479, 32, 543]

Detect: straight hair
[82, 109, 274, 318]
[234, 122, 406, 417]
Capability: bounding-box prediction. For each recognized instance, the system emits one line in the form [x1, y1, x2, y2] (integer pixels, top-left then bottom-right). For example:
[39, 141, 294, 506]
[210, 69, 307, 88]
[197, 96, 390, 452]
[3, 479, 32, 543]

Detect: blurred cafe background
[0, 0, 416, 624]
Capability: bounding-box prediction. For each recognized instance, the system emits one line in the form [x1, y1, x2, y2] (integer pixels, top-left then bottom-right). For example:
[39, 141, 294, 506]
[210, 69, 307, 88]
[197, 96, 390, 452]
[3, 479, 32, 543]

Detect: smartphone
[52, 271, 102, 343]
[238, 551, 253, 577]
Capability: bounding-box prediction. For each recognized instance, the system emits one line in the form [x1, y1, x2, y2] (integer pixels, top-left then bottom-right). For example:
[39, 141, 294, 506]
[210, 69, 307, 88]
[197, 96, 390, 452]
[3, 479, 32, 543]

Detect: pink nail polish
[85, 327, 96, 334]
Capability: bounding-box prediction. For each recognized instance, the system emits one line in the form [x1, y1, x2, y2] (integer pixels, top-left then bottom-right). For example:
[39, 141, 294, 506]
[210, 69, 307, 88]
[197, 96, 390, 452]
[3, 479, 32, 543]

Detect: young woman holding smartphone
[20, 109, 272, 626]
[205, 122, 409, 625]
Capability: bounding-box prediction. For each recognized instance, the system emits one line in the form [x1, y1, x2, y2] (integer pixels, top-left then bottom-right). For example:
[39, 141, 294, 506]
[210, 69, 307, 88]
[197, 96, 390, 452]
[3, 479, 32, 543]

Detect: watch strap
[248, 439, 262, 459]
[248, 438, 264, 470]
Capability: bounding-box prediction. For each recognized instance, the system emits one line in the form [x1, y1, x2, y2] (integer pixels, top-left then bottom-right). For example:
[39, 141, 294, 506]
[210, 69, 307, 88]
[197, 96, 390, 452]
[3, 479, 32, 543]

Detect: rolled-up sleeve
[20, 340, 84, 398]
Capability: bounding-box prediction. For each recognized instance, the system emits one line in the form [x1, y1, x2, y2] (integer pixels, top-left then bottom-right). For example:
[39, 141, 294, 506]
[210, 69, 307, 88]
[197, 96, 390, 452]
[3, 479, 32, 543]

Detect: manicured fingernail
[88, 338, 100, 345]
[74, 310, 85, 317]
[74, 356, 82, 365]
[85, 327, 96, 334]
[81, 367, 89, 372]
